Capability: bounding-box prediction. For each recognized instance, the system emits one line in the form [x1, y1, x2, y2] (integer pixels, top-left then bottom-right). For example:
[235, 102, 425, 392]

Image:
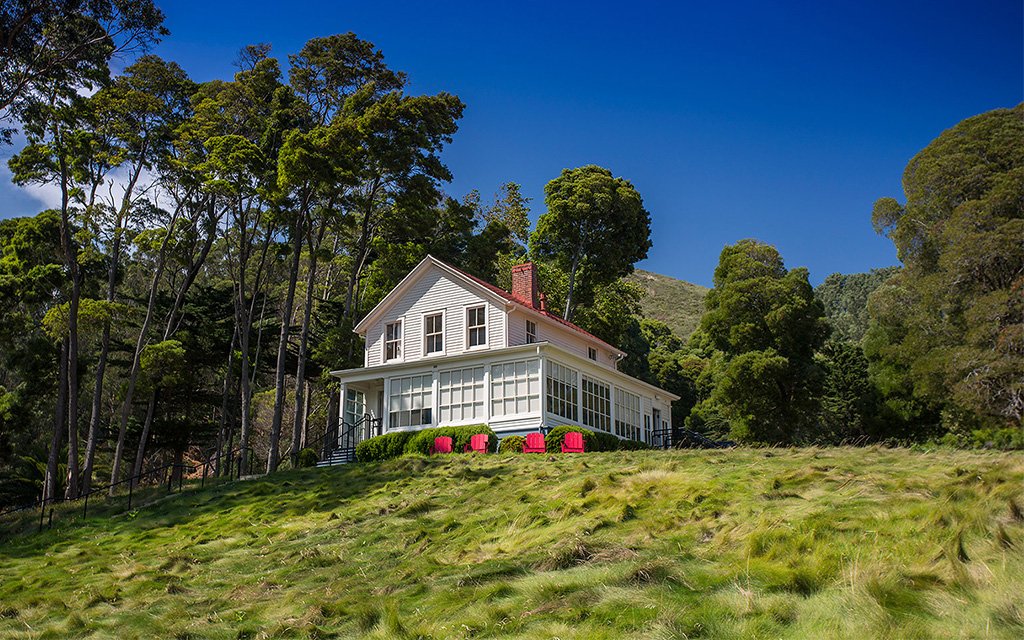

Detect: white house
[327, 256, 678, 456]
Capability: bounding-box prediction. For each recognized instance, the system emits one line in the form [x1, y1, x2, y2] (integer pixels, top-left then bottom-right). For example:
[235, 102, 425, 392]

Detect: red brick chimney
[511, 262, 539, 309]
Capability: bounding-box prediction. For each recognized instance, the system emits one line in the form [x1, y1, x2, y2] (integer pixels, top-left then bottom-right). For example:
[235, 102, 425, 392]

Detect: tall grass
[0, 448, 1021, 638]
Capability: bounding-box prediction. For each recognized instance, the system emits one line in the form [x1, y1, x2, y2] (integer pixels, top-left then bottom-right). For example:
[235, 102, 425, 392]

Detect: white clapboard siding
[365, 265, 506, 366]
[507, 309, 615, 369]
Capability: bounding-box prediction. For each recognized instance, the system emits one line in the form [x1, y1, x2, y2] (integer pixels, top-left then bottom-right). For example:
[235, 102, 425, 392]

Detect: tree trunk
[216, 328, 237, 476]
[109, 205, 184, 494]
[267, 222, 303, 472]
[130, 392, 158, 487]
[564, 250, 581, 322]
[64, 273, 80, 499]
[44, 341, 68, 503]
[289, 221, 322, 465]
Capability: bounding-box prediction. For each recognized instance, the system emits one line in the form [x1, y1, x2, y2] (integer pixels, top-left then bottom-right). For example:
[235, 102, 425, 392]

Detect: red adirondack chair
[464, 433, 489, 453]
[561, 431, 585, 453]
[523, 432, 546, 454]
[429, 436, 453, 455]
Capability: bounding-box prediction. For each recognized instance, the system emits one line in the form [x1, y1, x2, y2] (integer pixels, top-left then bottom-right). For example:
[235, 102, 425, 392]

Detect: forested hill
[628, 270, 708, 338]
[814, 267, 899, 343]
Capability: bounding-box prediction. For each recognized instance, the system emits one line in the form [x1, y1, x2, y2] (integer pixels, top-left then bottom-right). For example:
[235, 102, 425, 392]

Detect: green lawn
[1, 448, 1022, 639]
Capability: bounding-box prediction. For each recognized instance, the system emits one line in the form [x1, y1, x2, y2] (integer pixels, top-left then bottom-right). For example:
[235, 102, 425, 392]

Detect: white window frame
[490, 358, 541, 417]
[384, 319, 403, 362]
[422, 310, 445, 357]
[388, 374, 433, 429]
[466, 304, 487, 350]
[614, 387, 641, 440]
[581, 375, 611, 432]
[546, 360, 578, 422]
[438, 365, 486, 425]
[525, 320, 537, 344]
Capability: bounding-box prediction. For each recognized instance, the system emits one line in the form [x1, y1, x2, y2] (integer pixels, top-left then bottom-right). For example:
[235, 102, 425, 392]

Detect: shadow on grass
[0, 454, 512, 559]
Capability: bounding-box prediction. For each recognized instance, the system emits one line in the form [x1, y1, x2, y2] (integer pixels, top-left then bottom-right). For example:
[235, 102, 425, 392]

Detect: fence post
[83, 490, 89, 519]
[178, 465, 184, 492]
[47, 508, 53, 529]
[38, 501, 45, 533]
[201, 461, 208, 488]
[127, 480, 133, 510]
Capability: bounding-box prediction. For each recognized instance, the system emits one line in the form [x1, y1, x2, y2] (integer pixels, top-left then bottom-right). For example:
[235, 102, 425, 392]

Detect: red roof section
[443, 261, 621, 353]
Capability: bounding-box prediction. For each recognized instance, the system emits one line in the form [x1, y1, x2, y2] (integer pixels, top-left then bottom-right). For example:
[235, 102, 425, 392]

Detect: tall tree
[688, 240, 829, 444]
[530, 165, 651, 322]
[866, 104, 1024, 434]
[0, 0, 167, 144]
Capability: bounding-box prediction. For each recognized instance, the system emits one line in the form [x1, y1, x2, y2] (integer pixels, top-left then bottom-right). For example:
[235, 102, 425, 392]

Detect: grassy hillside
[1, 448, 1023, 639]
[629, 270, 708, 338]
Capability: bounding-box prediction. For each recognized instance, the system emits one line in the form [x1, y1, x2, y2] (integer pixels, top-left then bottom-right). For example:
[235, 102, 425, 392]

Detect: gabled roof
[353, 255, 625, 356]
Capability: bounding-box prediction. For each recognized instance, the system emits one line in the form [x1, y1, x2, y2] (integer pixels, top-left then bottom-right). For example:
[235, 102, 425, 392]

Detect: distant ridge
[628, 269, 708, 338]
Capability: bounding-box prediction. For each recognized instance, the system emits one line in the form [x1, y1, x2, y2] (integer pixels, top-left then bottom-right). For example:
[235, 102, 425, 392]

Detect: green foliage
[616, 439, 650, 451]
[691, 240, 829, 444]
[497, 435, 526, 453]
[530, 165, 652, 321]
[815, 340, 881, 444]
[355, 431, 415, 463]
[403, 425, 496, 456]
[866, 104, 1024, 432]
[139, 340, 187, 390]
[815, 267, 899, 343]
[296, 448, 318, 468]
[544, 426, 596, 453]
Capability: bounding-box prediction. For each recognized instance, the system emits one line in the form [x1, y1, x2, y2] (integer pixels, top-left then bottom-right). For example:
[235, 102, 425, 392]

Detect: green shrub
[940, 428, 1024, 450]
[498, 435, 526, 453]
[296, 448, 318, 468]
[545, 426, 596, 453]
[590, 431, 621, 452]
[617, 438, 651, 451]
[356, 431, 415, 462]
[403, 425, 497, 455]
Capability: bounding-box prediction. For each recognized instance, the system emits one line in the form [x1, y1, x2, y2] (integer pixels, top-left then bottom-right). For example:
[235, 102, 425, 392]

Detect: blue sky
[1, 0, 1020, 286]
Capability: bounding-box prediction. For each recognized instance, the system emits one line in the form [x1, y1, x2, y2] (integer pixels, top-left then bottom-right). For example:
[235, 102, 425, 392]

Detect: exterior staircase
[314, 414, 381, 468]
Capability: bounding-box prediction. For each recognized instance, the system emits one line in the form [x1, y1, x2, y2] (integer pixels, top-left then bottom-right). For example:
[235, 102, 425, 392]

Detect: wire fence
[0, 445, 258, 539]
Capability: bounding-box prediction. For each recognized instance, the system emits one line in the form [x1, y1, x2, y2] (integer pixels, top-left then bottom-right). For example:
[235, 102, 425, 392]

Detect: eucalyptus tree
[530, 165, 652, 322]
[0, 0, 167, 144]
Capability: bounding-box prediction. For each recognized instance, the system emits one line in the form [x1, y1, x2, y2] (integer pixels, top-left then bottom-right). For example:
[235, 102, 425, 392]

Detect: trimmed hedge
[403, 425, 497, 455]
[355, 431, 415, 463]
[590, 431, 622, 453]
[618, 438, 651, 451]
[498, 435, 526, 453]
[545, 426, 596, 453]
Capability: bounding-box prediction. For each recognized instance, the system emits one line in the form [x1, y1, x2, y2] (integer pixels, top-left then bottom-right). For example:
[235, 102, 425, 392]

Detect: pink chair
[561, 431, 585, 453]
[429, 436, 453, 454]
[523, 432, 546, 454]
[464, 433, 489, 453]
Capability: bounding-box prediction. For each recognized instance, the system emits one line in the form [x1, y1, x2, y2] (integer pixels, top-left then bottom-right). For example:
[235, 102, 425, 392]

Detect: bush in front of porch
[356, 425, 498, 462]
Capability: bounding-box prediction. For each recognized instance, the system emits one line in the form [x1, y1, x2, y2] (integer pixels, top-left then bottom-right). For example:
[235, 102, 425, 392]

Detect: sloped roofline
[352, 255, 625, 356]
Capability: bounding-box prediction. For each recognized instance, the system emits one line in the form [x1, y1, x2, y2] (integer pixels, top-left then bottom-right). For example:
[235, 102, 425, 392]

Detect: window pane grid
[581, 376, 611, 431]
[389, 374, 433, 428]
[614, 388, 641, 440]
[439, 366, 485, 423]
[491, 358, 540, 416]
[467, 306, 486, 347]
[546, 361, 578, 421]
[424, 313, 443, 354]
[385, 321, 402, 361]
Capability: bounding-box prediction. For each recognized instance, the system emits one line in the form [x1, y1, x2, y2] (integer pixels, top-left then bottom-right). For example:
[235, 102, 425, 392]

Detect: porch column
[338, 382, 347, 447]
[382, 377, 390, 432]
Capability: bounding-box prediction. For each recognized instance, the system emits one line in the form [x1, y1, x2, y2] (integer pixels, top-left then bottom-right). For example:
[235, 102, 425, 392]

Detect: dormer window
[424, 312, 444, 355]
[588, 347, 598, 361]
[385, 320, 403, 361]
[525, 320, 537, 344]
[467, 305, 486, 347]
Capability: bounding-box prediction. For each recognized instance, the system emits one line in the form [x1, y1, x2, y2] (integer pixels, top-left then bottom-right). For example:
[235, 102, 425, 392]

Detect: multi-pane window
[388, 374, 433, 428]
[546, 361, 578, 421]
[467, 306, 486, 347]
[644, 414, 652, 444]
[344, 389, 365, 426]
[581, 376, 611, 432]
[424, 313, 444, 354]
[385, 320, 402, 361]
[614, 388, 641, 440]
[439, 366, 485, 423]
[491, 358, 541, 416]
[525, 320, 537, 344]
[588, 347, 598, 361]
